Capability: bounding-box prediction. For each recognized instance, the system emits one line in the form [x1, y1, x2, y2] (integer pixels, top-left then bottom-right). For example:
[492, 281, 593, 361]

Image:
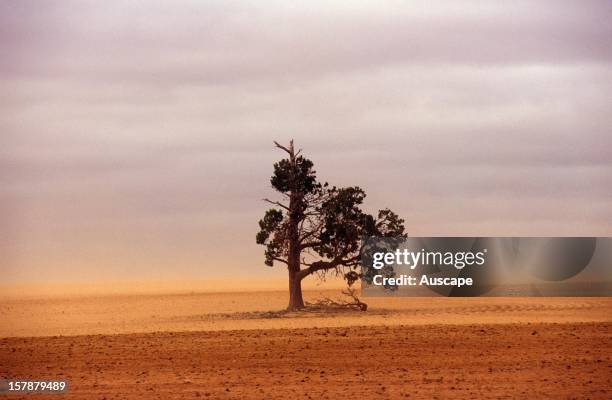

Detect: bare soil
[1, 322, 611, 399]
[1, 292, 611, 399]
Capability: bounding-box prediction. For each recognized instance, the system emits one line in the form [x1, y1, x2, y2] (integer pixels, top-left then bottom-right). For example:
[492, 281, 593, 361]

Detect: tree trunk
[287, 269, 305, 310]
[287, 193, 304, 310]
[284, 139, 305, 311]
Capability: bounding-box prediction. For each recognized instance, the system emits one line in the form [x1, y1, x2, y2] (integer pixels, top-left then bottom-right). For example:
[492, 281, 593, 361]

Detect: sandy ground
[1, 290, 611, 399]
[1, 290, 612, 337]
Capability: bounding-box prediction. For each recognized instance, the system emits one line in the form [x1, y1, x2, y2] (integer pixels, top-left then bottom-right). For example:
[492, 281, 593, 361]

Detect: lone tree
[256, 140, 406, 310]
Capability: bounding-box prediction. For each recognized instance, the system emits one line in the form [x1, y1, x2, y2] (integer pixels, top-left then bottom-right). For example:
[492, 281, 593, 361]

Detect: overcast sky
[2, 0, 611, 283]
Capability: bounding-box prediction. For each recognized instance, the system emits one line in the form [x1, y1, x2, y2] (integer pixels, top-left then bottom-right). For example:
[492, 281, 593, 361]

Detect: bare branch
[273, 140, 294, 156]
[297, 250, 361, 280]
[300, 241, 322, 250]
[297, 259, 337, 280]
[299, 223, 321, 239]
[263, 198, 289, 211]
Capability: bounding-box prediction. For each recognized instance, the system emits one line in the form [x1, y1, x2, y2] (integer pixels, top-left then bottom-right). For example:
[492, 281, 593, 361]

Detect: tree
[256, 140, 406, 310]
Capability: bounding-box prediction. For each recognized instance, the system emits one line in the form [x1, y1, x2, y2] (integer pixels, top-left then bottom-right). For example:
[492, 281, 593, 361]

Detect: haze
[1, 1, 611, 283]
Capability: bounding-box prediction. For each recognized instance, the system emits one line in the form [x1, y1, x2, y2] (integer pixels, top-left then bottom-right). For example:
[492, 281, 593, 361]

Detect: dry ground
[1, 291, 611, 399]
[2, 291, 612, 337]
[1, 322, 611, 399]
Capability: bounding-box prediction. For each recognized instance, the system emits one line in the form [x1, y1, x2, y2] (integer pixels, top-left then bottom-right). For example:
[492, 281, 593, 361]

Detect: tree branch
[300, 241, 322, 250]
[263, 198, 289, 211]
[297, 259, 338, 280]
[296, 251, 361, 280]
[273, 140, 294, 156]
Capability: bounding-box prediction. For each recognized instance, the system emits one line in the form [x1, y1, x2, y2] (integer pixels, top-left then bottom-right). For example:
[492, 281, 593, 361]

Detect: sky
[1, 0, 611, 283]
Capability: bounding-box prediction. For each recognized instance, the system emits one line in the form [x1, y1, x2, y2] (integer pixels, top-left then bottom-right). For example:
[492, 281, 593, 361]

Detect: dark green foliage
[256, 209, 283, 245]
[271, 156, 318, 194]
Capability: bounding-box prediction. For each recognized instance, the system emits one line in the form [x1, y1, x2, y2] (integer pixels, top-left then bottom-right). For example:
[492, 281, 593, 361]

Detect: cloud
[1, 0, 611, 281]
[2, 1, 611, 84]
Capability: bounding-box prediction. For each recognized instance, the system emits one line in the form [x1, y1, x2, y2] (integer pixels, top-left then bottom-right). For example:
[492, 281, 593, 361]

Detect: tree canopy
[256, 140, 406, 309]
